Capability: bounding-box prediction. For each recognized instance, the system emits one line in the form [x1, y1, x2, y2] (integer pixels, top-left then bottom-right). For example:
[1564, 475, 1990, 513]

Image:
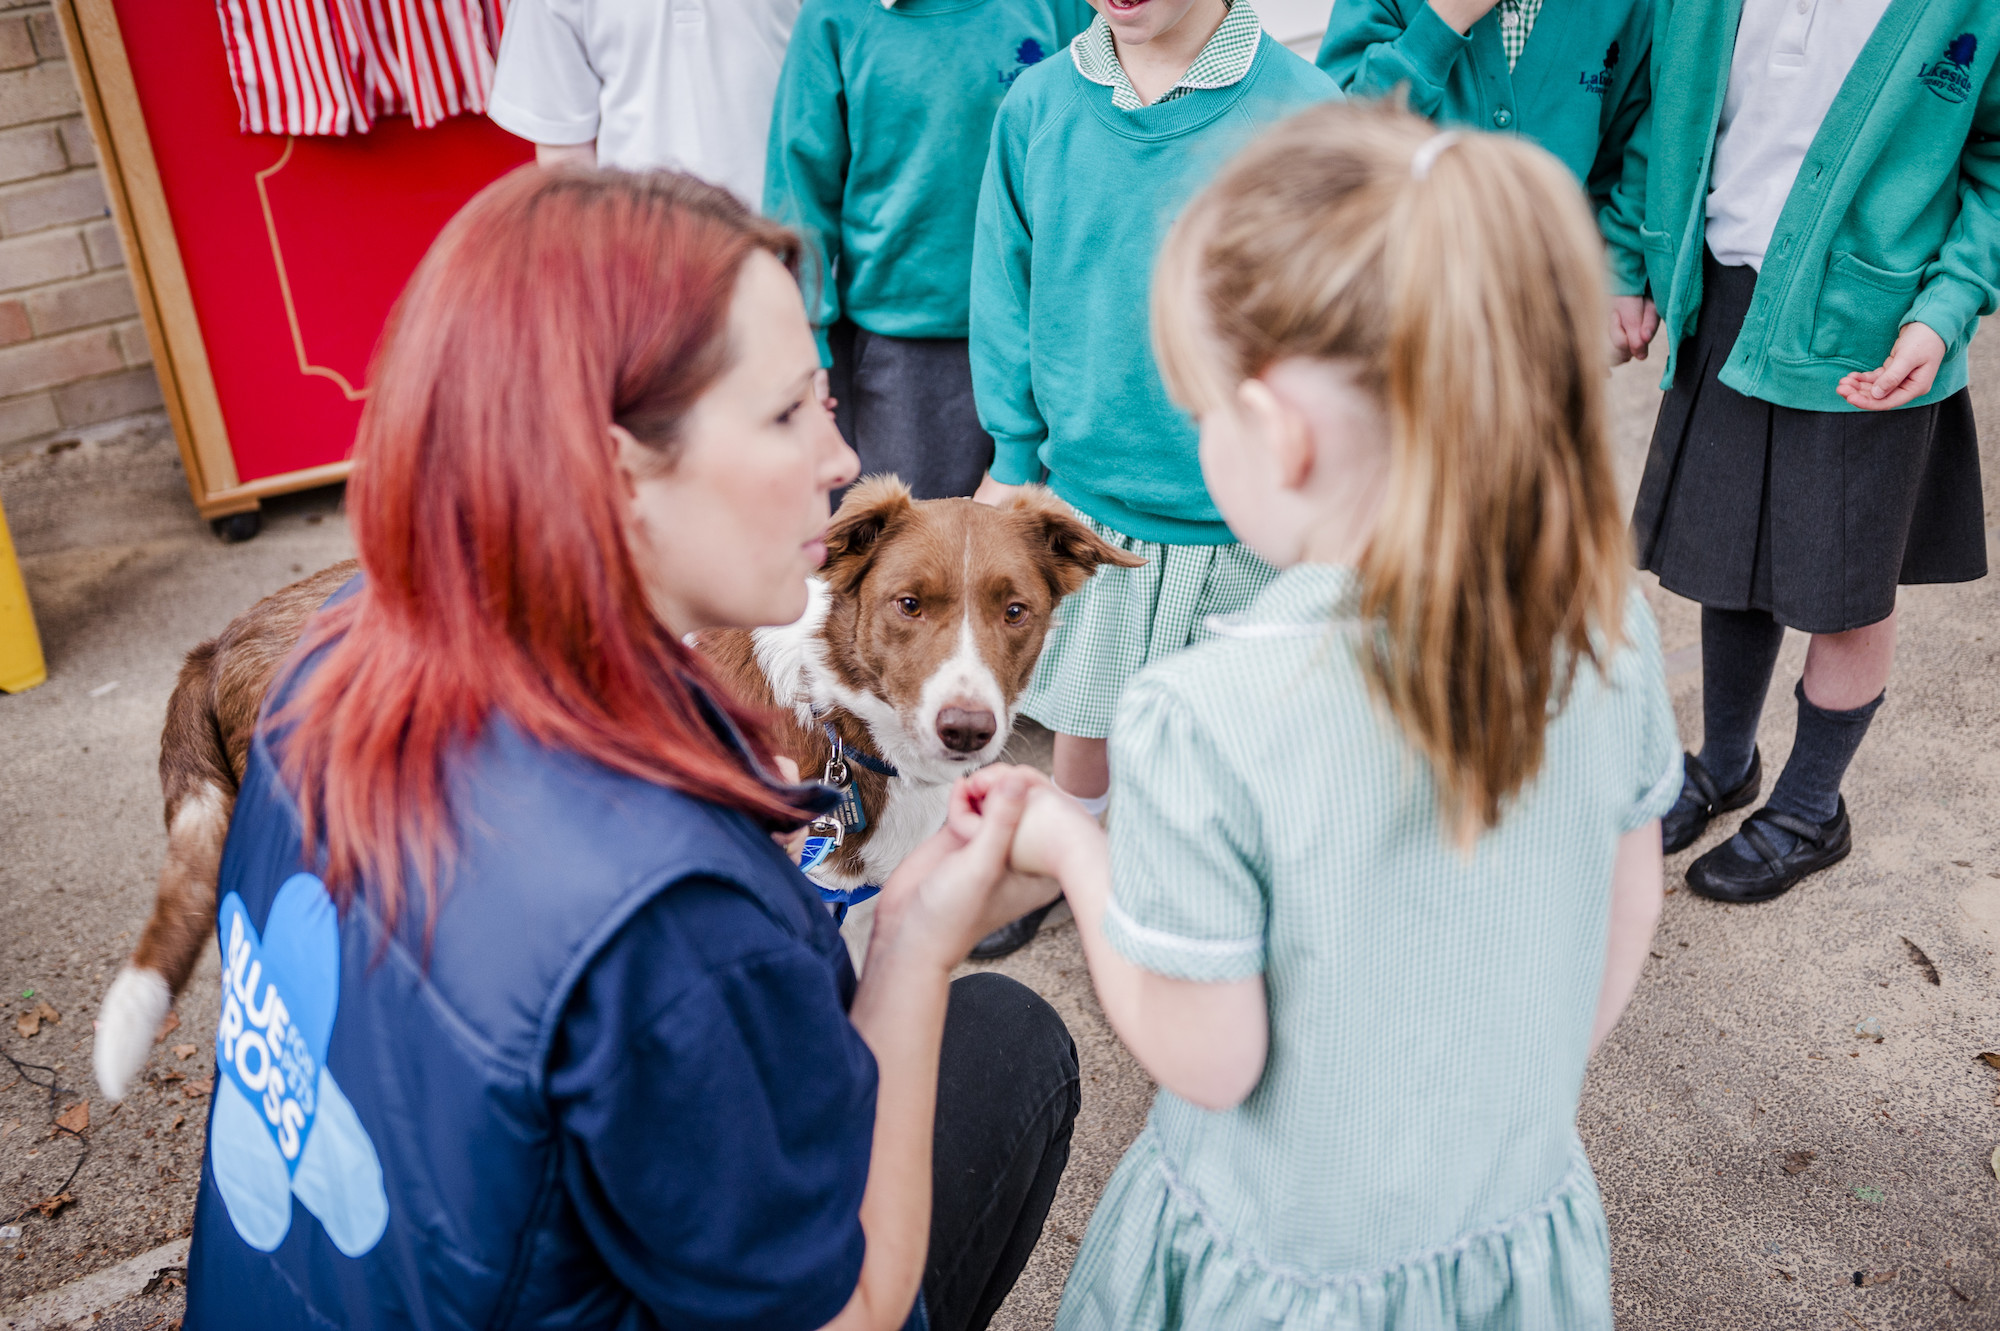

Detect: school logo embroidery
[1919, 34, 1978, 104]
[999, 37, 1048, 86]
[210, 874, 388, 1257]
[1578, 40, 1620, 97]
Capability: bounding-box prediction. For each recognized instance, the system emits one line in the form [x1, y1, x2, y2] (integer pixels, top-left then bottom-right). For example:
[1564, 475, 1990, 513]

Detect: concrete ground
[2, 329, 1998, 1328]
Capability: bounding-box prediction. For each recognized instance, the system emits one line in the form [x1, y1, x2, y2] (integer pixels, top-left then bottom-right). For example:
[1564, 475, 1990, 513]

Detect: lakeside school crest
[210, 874, 387, 1257]
[1920, 34, 1978, 104]
[1000, 38, 1048, 85]
[1578, 40, 1620, 97]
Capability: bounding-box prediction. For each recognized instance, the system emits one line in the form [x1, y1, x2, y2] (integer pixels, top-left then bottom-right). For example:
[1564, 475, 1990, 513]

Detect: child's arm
[488, 0, 605, 166]
[1594, 28, 1657, 363]
[1316, 0, 1496, 116]
[536, 143, 595, 168]
[969, 97, 1048, 495]
[1027, 793, 1270, 1110]
[762, 7, 850, 367]
[1590, 821, 1664, 1055]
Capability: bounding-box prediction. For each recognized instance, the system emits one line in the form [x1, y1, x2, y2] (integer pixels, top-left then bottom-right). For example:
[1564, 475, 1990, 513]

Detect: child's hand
[1609, 295, 1659, 365]
[972, 474, 1027, 508]
[1837, 322, 1946, 411]
[958, 766, 1105, 882]
[881, 769, 1048, 963]
[1427, 0, 1503, 35]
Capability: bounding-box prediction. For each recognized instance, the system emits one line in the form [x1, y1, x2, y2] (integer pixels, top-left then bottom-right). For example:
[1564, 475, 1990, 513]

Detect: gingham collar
[1070, 0, 1263, 112]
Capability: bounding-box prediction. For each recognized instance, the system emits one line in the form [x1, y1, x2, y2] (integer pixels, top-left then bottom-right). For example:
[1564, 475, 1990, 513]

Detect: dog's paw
[94, 967, 172, 1102]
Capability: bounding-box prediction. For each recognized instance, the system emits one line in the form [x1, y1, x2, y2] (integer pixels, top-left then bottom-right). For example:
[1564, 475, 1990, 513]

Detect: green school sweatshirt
[1611, 0, 2000, 411]
[764, 0, 1095, 361]
[1317, 0, 1655, 295]
[970, 39, 1337, 545]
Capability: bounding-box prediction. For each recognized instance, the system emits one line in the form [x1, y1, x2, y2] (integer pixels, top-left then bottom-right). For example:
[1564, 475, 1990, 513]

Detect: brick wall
[0, 0, 160, 460]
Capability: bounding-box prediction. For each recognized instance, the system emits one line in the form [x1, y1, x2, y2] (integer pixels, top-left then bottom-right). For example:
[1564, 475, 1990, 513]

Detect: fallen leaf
[154, 1010, 179, 1042]
[1900, 936, 1941, 985]
[53, 1102, 87, 1135]
[19, 1192, 73, 1219]
[1955, 860, 1974, 868]
[1782, 1150, 1816, 1175]
[151, 1068, 184, 1084]
[1853, 1269, 1898, 1288]
[14, 1012, 36, 1038]
[169, 1114, 185, 1131]
[1978, 1052, 2000, 1070]
[1991, 1144, 2000, 1180]
[183, 1077, 212, 1099]
[139, 1265, 185, 1297]
[32, 1001, 58, 1025]
[171, 1044, 196, 1061]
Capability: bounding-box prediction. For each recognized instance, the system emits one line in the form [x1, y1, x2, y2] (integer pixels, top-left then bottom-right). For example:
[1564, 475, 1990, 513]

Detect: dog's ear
[822, 474, 915, 593]
[1007, 485, 1146, 598]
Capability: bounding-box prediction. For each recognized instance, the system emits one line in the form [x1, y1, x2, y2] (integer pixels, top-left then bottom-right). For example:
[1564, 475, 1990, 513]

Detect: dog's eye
[896, 596, 922, 618]
[1003, 603, 1028, 625]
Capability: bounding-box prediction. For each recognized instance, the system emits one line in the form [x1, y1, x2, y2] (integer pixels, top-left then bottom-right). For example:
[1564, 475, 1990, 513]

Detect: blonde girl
[967, 101, 1679, 1328]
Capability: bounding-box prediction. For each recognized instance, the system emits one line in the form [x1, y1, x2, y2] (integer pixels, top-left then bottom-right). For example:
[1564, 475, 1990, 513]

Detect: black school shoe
[968, 902, 1058, 961]
[1685, 799, 1851, 904]
[1662, 749, 1763, 854]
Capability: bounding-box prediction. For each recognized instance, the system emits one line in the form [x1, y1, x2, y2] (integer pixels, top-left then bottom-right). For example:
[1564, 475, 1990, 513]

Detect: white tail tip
[94, 967, 171, 1102]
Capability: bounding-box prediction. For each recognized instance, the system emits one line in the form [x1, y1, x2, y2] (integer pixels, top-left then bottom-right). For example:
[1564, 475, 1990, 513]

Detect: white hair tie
[1410, 131, 1464, 181]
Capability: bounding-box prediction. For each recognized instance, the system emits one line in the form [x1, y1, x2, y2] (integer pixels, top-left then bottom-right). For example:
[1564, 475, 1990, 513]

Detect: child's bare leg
[1800, 609, 1897, 710]
[1052, 734, 1110, 802]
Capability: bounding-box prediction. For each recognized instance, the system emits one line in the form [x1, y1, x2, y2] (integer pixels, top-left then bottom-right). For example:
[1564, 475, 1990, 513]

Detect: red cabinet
[59, 0, 531, 528]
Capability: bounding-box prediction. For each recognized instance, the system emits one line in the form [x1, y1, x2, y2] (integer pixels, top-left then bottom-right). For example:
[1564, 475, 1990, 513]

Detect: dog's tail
[95, 641, 238, 1101]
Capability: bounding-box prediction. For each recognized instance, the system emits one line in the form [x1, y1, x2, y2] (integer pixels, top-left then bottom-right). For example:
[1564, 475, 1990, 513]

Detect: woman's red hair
[282, 166, 808, 930]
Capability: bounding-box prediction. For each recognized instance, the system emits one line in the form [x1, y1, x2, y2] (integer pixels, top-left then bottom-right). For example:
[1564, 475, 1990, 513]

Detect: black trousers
[922, 973, 1079, 1331]
[829, 320, 996, 502]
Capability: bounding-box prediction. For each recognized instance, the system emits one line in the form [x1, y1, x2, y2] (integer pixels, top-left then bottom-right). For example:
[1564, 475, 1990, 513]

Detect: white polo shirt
[488, 0, 801, 207]
[1705, 0, 1896, 270]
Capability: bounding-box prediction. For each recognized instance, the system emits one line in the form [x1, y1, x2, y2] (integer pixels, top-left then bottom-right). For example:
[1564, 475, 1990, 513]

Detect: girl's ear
[1237, 377, 1315, 492]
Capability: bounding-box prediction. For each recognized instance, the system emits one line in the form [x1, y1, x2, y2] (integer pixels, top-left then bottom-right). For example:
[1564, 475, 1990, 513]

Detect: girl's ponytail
[1155, 101, 1631, 844]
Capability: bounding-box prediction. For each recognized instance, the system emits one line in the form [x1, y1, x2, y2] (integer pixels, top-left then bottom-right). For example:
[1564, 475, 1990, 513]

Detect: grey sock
[1694, 606, 1786, 789]
[1728, 682, 1882, 860]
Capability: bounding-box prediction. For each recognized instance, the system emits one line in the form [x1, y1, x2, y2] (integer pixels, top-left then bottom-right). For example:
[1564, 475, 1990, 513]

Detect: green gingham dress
[1056, 565, 1681, 1331]
[1019, 511, 1276, 739]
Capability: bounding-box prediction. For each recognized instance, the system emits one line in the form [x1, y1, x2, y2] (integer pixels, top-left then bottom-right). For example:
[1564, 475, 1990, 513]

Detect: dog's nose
[936, 705, 997, 754]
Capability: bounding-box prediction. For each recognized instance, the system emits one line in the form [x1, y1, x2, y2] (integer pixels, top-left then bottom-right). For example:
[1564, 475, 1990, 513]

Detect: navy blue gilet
[184, 586, 854, 1328]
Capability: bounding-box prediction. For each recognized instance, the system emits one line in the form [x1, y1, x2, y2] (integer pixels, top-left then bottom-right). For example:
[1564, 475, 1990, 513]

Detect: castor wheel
[211, 511, 262, 543]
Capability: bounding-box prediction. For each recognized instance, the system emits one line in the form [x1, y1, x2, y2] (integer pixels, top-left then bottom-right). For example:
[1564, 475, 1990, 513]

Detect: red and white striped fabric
[215, 0, 506, 136]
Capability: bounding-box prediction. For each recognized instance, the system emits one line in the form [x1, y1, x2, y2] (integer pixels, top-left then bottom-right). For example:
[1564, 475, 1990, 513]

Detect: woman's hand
[1610, 295, 1659, 365]
[872, 769, 1054, 968]
[1838, 322, 1946, 411]
[771, 756, 809, 863]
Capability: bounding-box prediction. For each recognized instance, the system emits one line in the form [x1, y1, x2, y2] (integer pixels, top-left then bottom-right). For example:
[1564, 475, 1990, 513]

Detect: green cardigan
[1317, 0, 1654, 294]
[1610, 0, 2000, 411]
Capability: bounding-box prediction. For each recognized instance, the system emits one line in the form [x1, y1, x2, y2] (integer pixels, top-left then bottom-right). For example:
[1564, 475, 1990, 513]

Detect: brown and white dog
[93, 479, 1137, 1100]
[698, 478, 1138, 956]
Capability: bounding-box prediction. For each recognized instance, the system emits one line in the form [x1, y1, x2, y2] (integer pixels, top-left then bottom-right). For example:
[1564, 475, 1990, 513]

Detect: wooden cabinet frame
[55, 0, 352, 520]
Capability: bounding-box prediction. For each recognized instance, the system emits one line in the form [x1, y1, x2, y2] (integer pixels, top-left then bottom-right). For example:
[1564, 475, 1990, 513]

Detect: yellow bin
[0, 491, 45, 693]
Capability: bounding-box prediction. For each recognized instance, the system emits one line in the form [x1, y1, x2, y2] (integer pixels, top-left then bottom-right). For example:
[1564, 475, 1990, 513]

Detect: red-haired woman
[182, 168, 1077, 1331]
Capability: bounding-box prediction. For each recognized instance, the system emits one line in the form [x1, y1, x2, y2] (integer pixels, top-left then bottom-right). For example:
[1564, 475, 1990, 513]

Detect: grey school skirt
[1631, 252, 1986, 634]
